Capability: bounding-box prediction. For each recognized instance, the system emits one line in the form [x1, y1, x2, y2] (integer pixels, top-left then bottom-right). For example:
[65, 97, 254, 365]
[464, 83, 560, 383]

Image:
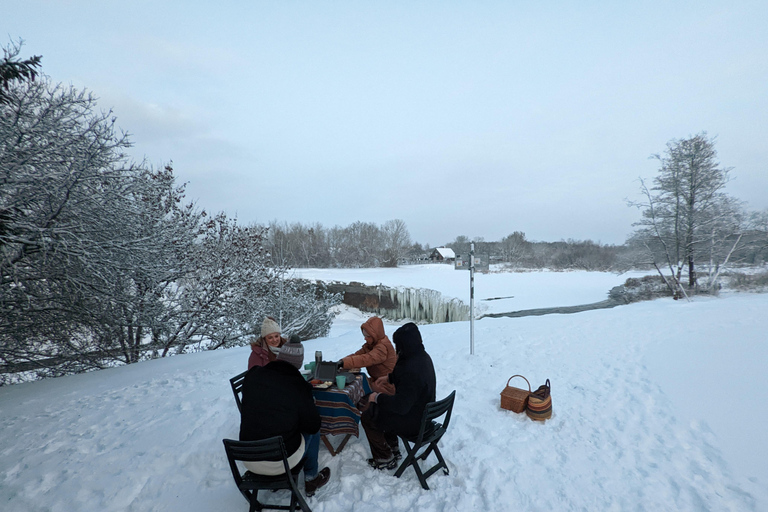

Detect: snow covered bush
[725, 270, 768, 292]
[609, 275, 673, 303]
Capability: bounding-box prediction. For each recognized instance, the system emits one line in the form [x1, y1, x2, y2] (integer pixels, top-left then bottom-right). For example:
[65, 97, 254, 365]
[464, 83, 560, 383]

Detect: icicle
[372, 286, 470, 324]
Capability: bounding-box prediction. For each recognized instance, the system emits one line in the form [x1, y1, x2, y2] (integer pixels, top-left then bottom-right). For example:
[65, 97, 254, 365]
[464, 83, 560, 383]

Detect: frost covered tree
[260, 276, 340, 341]
[266, 221, 330, 268]
[325, 221, 383, 267]
[500, 231, 531, 265]
[0, 63, 216, 374]
[630, 133, 745, 296]
[381, 219, 411, 267]
[0, 53, 336, 380]
[0, 67, 154, 374]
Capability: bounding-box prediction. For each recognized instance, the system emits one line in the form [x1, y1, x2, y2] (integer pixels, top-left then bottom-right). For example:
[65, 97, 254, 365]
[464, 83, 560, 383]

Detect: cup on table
[335, 375, 346, 389]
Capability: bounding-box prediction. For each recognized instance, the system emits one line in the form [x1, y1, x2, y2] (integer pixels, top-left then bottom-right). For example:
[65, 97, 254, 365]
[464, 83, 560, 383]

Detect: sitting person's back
[239, 338, 330, 495]
[360, 322, 436, 468]
[239, 359, 318, 452]
[375, 322, 436, 437]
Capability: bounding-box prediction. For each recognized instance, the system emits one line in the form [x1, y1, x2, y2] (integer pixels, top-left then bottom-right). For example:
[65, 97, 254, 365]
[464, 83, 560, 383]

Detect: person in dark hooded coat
[360, 322, 436, 469]
[239, 338, 331, 496]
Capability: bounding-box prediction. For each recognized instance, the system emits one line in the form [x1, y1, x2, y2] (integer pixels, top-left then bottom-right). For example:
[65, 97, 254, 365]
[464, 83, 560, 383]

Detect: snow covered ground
[1, 268, 766, 511]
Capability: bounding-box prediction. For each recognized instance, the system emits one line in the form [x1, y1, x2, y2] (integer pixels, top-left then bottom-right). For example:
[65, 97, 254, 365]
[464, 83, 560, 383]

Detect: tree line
[260, 204, 766, 276]
[264, 218, 413, 268]
[260, 221, 631, 271]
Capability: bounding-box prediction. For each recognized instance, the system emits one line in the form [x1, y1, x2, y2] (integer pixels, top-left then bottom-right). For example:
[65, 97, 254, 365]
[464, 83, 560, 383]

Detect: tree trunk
[688, 256, 696, 289]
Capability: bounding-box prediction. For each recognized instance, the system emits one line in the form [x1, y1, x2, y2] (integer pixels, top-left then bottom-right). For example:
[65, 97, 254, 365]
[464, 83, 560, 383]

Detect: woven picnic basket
[525, 379, 552, 421]
[500, 375, 531, 413]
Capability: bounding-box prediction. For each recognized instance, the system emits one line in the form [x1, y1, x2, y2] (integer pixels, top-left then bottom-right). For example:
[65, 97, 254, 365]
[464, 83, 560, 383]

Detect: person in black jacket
[239, 338, 331, 496]
[361, 322, 436, 469]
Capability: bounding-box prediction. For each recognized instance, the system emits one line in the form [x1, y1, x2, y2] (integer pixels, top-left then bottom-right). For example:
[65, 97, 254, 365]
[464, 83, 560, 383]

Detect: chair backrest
[222, 437, 292, 487]
[414, 390, 456, 444]
[230, 370, 248, 413]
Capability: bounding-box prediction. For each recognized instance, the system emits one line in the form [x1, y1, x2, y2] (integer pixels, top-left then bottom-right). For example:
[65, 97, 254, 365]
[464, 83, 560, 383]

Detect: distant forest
[261, 220, 768, 272]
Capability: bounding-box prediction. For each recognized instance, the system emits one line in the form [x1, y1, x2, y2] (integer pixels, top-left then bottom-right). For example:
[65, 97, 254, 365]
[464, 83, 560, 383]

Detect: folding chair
[394, 390, 456, 490]
[230, 370, 248, 413]
[222, 437, 311, 512]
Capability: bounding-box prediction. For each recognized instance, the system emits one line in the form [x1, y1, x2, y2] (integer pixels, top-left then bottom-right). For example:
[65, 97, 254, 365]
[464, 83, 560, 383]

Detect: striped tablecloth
[312, 374, 372, 437]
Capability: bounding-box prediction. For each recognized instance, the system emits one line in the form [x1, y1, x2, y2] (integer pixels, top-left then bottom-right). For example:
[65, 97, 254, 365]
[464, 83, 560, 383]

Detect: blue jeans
[302, 432, 320, 479]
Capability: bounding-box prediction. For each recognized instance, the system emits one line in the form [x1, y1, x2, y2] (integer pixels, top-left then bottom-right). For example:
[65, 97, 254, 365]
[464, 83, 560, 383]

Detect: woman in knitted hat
[248, 316, 288, 369]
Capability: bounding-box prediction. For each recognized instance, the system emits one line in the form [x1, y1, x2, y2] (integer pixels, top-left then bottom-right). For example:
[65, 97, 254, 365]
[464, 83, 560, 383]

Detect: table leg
[321, 434, 353, 456]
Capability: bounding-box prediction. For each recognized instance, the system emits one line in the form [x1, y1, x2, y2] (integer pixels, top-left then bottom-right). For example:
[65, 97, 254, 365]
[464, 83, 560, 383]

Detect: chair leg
[434, 446, 449, 475]
[394, 441, 430, 490]
[287, 475, 312, 512]
[292, 492, 312, 512]
[248, 491, 261, 512]
[421, 444, 448, 481]
[394, 441, 417, 478]
[410, 455, 429, 490]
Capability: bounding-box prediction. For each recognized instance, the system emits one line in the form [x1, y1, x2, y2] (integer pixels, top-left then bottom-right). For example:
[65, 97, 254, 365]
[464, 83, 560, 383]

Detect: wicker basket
[526, 379, 552, 421]
[500, 375, 531, 413]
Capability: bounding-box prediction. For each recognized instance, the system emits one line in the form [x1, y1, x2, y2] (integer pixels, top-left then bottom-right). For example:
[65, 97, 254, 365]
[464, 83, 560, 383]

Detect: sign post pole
[470, 242, 475, 355]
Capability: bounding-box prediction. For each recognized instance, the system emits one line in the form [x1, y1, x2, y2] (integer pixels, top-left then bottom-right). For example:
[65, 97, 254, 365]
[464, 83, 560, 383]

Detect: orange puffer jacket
[341, 316, 397, 381]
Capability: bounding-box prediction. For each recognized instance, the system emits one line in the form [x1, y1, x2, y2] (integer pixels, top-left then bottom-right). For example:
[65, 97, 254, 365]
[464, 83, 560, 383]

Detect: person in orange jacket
[338, 316, 397, 395]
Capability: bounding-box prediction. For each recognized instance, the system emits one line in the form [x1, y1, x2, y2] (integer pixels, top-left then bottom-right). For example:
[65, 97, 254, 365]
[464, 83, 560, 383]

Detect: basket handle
[506, 375, 531, 392]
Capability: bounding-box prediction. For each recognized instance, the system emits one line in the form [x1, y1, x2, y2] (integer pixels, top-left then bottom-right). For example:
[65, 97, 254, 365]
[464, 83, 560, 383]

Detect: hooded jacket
[248, 335, 288, 369]
[341, 316, 396, 381]
[374, 322, 436, 437]
[239, 360, 321, 456]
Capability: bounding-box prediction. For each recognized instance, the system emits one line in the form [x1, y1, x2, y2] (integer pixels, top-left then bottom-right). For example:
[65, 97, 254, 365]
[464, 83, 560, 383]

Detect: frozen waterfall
[376, 286, 470, 323]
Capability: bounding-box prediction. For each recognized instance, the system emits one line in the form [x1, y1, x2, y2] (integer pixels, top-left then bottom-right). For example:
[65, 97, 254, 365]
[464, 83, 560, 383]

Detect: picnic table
[312, 373, 372, 456]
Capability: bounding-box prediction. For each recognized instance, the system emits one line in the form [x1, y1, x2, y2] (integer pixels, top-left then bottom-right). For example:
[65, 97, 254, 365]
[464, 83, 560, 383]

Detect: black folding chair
[222, 437, 311, 512]
[394, 390, 456, 490]
[230, 370, 248, 413]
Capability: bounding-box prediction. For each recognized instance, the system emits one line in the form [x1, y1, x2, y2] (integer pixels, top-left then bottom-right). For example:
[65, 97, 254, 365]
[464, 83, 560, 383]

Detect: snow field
[1, 270, 766, 511]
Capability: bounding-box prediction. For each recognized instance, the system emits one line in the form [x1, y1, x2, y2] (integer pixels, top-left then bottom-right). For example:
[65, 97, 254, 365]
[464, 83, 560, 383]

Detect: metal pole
[470, 242, 475, 355]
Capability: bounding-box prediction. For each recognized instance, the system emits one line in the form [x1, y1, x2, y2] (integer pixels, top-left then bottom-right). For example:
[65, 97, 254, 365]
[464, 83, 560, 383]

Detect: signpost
[470, 242, 475, 355]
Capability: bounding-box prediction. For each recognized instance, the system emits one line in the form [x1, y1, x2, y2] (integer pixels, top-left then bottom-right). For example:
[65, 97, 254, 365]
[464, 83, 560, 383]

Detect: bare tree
[381, 219, 411, 267]
[500, 231, 531, 265]
[629, 133, 744, 295]
[446, 235, 471, 258]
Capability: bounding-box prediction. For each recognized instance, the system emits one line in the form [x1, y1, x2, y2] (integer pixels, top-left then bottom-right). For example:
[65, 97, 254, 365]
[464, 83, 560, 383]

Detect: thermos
[315, 350, 322, 366]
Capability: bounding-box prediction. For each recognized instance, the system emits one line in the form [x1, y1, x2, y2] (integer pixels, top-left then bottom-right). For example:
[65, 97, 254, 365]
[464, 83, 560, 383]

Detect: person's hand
[336, 359, 345, 370]
[369, 392, 380, 403]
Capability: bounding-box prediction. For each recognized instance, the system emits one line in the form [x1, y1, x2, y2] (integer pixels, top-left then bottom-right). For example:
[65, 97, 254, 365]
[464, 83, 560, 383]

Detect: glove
[336, 359, 345, 370]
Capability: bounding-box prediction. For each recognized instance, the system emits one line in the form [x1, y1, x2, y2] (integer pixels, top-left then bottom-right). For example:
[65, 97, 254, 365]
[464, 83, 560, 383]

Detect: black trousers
[361, 407, 399, 460]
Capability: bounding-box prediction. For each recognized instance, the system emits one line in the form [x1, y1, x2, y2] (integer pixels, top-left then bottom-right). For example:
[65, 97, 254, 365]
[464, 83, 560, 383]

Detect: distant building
[430, 247, 456, 262]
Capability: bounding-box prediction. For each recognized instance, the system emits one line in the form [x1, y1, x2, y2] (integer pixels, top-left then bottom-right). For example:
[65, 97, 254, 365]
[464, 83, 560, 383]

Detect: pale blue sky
[6, 1, 768, 246]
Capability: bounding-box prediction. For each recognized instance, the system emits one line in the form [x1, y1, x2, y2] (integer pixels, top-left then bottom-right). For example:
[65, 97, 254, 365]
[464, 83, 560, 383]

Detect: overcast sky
[6, 1, 768, 247]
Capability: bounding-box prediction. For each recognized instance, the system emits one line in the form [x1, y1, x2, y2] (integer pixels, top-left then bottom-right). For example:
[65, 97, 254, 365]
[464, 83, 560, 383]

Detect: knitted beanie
[276, 337, 304, 369]
[261, 317, 281, 338]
